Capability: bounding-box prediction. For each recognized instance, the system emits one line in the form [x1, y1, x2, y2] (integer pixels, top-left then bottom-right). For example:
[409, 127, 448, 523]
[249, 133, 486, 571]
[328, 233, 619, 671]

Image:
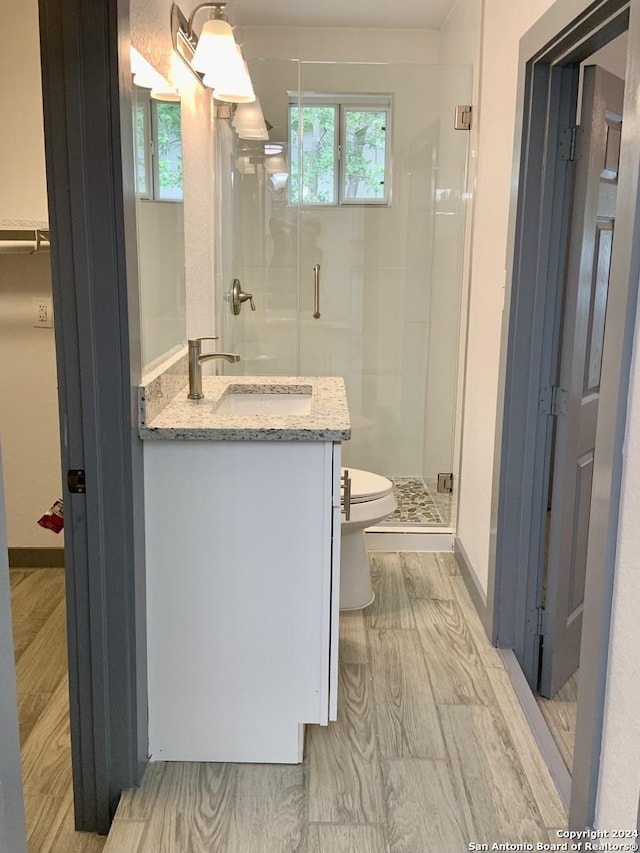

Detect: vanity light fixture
[265, 152, 287, 175]
[171, 2, 256, 103]
[232, 97, 269, 139]
[130, 47, 162, 89]
[204, 50, 255, 103]
[130, 47, 180, 100]
[150, 87, 181, 102]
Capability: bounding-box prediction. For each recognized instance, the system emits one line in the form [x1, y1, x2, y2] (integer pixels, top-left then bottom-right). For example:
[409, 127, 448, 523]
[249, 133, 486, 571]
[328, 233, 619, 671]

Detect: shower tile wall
[222, 59, 470, 486]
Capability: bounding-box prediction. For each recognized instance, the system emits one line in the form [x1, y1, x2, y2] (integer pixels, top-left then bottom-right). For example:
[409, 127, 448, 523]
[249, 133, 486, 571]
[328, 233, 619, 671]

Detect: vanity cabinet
[144, 438, 342, 763]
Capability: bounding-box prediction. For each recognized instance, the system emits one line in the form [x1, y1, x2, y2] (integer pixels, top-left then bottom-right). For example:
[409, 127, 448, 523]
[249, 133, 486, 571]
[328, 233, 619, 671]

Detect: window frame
[339, 101, 391, 206]
[288, 93, 393, 208]
[135, 96, 152, 200]
[134, 91, 184, 203]
[290, 99, 340, 206]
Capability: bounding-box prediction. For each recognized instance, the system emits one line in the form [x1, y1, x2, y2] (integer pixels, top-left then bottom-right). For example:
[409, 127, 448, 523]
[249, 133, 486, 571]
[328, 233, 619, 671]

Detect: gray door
[0, 446, 27, 853]
[541, 65, 623, 698]
[38, 0, 148, 831]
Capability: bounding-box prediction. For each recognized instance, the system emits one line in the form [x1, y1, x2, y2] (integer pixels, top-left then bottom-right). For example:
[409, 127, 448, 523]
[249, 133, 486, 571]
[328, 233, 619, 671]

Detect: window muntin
[288, 95, 391, 206]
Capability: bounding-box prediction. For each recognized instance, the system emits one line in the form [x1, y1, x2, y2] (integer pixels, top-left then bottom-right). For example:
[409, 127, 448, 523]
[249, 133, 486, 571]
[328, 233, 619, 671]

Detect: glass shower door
[296, 63, 471, 520]
[218, 58, 471, 528]
[217, 59, 301, 376]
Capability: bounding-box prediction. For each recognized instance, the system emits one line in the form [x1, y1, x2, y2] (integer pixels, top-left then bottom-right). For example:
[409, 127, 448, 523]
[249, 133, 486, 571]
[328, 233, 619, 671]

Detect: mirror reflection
[132, 49, 186, 369]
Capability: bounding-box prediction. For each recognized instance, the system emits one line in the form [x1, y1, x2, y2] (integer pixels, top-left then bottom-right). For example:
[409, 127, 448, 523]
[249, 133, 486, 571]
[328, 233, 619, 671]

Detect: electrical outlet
[33, 298, 53, 328]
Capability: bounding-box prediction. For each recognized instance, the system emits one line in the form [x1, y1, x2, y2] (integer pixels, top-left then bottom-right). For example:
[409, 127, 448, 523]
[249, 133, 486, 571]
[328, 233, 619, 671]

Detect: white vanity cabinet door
[144, 438, 340, 763]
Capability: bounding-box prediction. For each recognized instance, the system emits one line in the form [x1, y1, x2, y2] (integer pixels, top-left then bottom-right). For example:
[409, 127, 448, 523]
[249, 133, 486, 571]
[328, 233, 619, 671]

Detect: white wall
[0, 0, 60, 552]
[0, 0, 48, 226]
[0, 255, 62, 548]
[240, 26, 441, 64]
[597, 293, 640, 827]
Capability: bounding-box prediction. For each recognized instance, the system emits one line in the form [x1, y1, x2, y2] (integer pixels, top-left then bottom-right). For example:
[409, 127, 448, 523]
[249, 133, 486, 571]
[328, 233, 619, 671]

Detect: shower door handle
[313, 264, 321, 319]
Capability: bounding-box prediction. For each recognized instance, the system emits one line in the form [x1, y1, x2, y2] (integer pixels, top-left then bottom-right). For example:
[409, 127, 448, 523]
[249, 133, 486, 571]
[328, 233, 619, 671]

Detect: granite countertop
[139, 375, 351, 441]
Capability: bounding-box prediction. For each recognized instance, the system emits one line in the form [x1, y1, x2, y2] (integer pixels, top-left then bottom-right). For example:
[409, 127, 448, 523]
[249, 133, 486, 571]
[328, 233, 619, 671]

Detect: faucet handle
[188, 336, 218, 352]
[230, 279, 257, 315]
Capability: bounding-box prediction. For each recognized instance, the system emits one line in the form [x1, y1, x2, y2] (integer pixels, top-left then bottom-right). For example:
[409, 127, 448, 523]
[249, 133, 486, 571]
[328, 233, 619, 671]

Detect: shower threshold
[361, 476, 455, 551]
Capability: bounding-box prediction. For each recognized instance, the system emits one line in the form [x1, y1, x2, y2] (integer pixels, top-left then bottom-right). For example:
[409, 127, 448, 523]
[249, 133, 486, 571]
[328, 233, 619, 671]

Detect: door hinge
[454, 105, 472, 131]
[560, 126, 578, 162]
[437, 473, 454, 494]
[540, 386, 569, 416]
[536, 607, 548, 636]
[570, 125, 577, 161]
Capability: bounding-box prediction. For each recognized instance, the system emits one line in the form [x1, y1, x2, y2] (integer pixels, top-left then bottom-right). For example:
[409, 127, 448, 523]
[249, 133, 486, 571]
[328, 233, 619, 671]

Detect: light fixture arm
[187, 2, 228, 37]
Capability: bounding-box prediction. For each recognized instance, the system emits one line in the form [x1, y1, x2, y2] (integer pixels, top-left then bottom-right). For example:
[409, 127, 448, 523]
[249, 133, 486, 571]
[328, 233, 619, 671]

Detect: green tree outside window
[289, 97, 390, 206]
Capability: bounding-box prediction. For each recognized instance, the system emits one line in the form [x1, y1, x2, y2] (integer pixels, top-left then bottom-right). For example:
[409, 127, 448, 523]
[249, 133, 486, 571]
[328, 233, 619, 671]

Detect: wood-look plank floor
[106, 551, 567, 852]
[9, 568, 105, 853]
[536, 670, 579, 771]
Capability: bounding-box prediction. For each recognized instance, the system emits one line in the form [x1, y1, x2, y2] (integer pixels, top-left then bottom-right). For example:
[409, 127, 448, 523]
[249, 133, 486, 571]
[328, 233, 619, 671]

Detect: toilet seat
[341, 467, 393, 504]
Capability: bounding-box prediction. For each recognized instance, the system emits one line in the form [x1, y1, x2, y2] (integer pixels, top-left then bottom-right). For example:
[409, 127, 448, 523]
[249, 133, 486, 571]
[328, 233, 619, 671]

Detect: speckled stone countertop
[139, 375, 351, 441]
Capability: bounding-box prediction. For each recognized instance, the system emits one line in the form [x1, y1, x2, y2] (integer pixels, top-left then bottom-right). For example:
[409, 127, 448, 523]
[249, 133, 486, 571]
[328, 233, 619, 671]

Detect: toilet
[340, 467, 397, 610]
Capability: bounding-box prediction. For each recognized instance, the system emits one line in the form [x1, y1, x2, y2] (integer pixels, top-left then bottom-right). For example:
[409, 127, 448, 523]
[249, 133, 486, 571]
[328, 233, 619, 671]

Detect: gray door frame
[38, 0, 147, 834]
[488, 0, 639, 829]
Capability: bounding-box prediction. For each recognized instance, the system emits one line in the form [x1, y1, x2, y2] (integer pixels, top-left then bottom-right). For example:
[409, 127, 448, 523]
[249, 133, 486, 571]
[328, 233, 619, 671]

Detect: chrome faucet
[187, 337, 240, 400]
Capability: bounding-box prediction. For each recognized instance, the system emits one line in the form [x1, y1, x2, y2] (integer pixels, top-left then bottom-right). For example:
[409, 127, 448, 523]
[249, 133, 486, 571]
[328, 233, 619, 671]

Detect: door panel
[585, 222, 613, 391]
[540, 66, 623, 698]
[569, 451, 593, 612]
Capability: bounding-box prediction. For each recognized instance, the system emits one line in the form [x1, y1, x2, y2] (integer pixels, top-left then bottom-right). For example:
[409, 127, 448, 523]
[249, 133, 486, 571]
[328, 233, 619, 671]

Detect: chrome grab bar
[313, 264, 321, 319]
[341, 469, 351, 521]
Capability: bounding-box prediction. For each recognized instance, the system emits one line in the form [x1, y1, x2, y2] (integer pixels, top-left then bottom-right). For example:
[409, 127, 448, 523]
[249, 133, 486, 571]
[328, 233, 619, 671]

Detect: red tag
[37, 499, 64, 534]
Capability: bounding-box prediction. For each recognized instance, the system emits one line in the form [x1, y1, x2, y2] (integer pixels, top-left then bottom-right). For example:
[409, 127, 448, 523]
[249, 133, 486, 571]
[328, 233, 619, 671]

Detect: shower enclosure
[216, 60, 471, 529]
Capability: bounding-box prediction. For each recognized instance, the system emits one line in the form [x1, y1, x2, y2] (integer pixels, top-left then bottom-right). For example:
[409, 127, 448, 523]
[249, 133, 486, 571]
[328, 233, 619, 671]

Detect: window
[134, 95, 183, 201]
[289, 94, 391, 206]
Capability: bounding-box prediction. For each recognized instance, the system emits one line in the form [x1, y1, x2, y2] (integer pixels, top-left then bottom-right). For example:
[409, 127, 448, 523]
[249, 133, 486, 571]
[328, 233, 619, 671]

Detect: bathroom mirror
[132, 52, 186, 370]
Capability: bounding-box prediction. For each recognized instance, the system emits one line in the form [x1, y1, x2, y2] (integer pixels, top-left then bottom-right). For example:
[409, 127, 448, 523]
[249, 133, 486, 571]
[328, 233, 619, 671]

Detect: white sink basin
[216, 388, 313, 416]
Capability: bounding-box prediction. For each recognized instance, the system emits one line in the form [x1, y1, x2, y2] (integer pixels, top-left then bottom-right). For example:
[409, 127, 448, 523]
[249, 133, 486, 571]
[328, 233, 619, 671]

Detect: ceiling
[229, 0, 458, 30]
